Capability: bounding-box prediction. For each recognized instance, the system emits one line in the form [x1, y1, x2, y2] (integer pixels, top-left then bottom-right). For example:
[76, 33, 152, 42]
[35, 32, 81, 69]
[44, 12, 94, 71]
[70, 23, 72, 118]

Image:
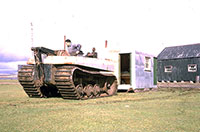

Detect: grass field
[0, 80, 200, 132]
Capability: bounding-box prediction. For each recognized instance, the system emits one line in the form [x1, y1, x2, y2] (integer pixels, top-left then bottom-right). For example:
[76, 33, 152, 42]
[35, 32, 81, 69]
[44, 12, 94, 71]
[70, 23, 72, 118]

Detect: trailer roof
[157, 43, 200, 60]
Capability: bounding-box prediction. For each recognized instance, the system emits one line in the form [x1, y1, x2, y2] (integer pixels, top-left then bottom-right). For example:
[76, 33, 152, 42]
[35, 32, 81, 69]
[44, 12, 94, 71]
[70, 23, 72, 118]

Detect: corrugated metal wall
[157, 58, 200, 82]
[135, 51, 155, 88]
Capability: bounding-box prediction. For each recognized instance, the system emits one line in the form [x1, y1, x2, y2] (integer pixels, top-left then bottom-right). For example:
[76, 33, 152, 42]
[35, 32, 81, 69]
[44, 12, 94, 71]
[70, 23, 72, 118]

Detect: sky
[1, 0, 200, 73]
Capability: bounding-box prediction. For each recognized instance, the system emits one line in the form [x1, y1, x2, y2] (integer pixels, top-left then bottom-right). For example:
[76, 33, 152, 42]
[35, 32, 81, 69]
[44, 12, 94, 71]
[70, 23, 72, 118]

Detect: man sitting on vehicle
[65, 39, 83, 56]
[86, 47, 98, 58]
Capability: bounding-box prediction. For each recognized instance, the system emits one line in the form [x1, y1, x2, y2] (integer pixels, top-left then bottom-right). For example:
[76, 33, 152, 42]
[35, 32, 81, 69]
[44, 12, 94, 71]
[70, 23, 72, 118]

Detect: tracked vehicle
[18, 47, 118, 100]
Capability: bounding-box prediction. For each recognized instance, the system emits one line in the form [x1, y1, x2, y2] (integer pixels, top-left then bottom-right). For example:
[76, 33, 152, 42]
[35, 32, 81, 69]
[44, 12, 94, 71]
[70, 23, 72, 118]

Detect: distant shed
[157, 44, 200, 87]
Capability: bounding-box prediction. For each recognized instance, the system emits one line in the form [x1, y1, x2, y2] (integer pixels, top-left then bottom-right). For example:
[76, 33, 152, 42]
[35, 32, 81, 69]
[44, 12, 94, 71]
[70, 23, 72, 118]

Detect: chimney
[105, 40, 108, 48]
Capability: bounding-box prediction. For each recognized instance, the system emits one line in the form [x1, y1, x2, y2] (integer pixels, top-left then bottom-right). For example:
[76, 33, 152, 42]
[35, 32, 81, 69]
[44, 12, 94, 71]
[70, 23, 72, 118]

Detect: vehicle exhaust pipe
[64, 35, 66, 51]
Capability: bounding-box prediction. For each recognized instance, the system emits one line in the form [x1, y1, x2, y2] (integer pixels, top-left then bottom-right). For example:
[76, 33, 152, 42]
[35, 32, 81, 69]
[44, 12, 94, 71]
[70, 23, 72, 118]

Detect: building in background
[157, 43, 200, 88]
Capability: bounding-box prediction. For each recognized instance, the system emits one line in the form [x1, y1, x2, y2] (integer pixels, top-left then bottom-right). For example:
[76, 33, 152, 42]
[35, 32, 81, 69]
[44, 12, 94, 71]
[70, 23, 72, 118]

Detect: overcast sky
[1, 0, 200, 70]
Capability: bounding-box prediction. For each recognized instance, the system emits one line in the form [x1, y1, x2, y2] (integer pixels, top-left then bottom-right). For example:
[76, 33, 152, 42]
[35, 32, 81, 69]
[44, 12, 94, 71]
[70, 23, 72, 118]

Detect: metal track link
[18, 65, 42, 98]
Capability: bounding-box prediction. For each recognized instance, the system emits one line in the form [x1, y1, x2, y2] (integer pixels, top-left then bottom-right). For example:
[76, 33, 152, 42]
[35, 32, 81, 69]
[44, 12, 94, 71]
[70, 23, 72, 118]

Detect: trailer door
[120, 53, 131, 85]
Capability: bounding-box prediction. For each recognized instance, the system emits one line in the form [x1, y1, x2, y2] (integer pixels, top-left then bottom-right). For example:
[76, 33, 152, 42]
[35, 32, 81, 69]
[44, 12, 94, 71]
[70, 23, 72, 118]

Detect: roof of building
[157, 43, 200, 60]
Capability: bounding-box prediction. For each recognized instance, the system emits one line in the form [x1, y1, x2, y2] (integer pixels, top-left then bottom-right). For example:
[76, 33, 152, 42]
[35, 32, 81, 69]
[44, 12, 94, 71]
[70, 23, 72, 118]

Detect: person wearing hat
[65, 39, 83, 56]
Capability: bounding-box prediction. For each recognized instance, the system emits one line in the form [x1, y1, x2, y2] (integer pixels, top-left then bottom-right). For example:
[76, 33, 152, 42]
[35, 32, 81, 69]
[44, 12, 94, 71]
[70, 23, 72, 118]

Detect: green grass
[0, 79, 18, 83]
[0, 80, 200, 132]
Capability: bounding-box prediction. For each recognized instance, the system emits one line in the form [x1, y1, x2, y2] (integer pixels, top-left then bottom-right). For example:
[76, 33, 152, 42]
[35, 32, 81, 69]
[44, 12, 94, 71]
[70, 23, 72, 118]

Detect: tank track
[18, 65, 42, 98]
[55, 65, 118, 100]
[55, 66, 78, 99]
[18, 65, 117, 100]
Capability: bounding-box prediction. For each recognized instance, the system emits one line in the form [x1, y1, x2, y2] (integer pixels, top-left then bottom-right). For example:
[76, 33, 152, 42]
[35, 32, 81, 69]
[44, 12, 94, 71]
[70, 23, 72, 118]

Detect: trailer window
[164, 65, 173, 72]
[188, 64, 197, 72]
[144, 57, 151, 71]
